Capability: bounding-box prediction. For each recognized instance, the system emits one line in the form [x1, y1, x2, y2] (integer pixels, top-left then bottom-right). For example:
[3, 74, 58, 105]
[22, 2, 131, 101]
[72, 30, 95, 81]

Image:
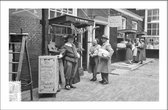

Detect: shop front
[142, 35, 159, 58]
[116, 29, 137, 62]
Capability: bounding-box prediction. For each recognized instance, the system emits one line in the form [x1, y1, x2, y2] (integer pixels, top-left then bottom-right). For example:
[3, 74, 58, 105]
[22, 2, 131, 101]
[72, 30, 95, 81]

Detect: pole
[42, 9, 49, 55]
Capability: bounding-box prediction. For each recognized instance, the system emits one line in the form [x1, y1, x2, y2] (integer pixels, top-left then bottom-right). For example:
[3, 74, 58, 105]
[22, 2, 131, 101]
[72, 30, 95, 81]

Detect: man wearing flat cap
[97, 35, 114, 85]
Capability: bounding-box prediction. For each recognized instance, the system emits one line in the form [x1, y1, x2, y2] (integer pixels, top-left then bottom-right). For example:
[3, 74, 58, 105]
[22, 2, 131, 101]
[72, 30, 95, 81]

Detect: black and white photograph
[1, 1, 167, 110]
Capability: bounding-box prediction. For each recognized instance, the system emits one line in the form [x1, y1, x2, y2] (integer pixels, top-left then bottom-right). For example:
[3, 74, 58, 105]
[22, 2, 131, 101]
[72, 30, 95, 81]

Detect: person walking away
[97, 35, 114, 85]
[58, 35, 80, 90]
[88, 39, 101, 81]
[125, 39, 133, 64]
[138, 39, 146, 64]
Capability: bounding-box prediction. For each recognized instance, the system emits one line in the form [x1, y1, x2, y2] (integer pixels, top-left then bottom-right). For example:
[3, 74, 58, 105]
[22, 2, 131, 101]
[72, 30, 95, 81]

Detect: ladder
[9, 33, 33, 101]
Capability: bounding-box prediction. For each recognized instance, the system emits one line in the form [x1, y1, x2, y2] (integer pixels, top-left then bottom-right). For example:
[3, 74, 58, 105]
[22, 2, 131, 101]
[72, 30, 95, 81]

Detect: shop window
[132, 21, 137, 30]
[145, 37, 159, 50]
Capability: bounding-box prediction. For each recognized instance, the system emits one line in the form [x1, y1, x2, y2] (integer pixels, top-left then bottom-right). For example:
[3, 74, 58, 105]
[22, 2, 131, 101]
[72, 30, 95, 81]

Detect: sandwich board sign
[38, 56, 59, 94]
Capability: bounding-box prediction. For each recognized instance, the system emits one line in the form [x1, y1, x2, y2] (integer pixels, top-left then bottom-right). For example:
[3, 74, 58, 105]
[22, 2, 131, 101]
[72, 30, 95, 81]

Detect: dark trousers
[89, 56, 99, 78]
[101, 73, 109, 83]
[64, 60, 78, 86]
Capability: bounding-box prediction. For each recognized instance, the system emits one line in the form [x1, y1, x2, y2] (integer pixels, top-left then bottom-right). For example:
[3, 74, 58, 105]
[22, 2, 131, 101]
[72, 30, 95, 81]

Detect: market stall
[38, 14, 94, 95]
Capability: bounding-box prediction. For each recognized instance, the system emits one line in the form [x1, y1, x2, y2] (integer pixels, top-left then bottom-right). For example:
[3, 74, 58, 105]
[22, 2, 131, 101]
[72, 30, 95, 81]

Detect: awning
[49, 14, 94, 28]
[137, 31, 147, 35]
[118, 29, 137, 34]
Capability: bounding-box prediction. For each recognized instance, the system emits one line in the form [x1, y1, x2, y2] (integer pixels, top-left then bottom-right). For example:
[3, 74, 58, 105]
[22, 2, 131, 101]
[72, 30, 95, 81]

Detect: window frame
[48, 8, 76, 19]
[121, 17, 126, 29]
[132, 21, 138, 30]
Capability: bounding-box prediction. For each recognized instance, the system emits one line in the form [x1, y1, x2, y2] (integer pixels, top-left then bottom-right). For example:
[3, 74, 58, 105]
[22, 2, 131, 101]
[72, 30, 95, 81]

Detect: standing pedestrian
[88, 39, 101, 81]
[138, 39, 146, 64]
[125, 39, 133, 64]
[58, 35, 80, 90]
[97, 35, 114, 85]
[134, 38, 141, 63]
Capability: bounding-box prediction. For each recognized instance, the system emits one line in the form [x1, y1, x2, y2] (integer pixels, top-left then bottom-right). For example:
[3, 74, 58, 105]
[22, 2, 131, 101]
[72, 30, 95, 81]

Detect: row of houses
[9, 8, 159, 89]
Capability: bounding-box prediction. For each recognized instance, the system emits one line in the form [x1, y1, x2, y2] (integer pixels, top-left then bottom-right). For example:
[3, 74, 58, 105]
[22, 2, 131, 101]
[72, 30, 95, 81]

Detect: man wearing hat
[58, 34, 80, 90]
[97, 35, 114, 85]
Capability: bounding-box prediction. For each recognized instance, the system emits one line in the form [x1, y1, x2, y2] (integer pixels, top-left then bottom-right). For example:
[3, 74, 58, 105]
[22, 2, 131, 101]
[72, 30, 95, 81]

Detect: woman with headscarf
[125, 39, 133, 64]
[138, 39, 146, 64]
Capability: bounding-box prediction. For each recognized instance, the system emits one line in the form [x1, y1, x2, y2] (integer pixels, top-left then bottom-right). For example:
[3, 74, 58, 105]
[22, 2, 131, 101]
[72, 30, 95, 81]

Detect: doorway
[95, 24, 105, 45]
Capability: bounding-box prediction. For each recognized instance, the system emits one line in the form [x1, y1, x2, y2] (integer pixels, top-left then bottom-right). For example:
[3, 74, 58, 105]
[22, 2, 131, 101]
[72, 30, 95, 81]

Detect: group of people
[125, 38, 146, 64]
[53, 34, 114, 92]
[88, 35, 114, 85]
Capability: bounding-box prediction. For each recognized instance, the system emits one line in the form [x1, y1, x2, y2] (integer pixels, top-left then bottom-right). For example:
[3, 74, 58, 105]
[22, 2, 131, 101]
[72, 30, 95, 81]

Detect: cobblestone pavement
[22, 59, 159, 101]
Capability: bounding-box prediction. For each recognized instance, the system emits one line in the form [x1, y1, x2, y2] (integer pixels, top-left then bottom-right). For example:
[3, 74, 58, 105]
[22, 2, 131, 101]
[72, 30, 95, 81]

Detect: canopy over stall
[48, 14, 94, 70]
[49, 14, 94, 28]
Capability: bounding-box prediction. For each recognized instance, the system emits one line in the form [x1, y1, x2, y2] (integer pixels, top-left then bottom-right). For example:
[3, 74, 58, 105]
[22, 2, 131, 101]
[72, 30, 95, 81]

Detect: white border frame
[1, 1, 167, 110]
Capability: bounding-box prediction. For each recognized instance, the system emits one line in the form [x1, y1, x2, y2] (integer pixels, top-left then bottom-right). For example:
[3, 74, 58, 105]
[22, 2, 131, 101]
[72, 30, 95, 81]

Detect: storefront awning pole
[42, 9, 49, 55]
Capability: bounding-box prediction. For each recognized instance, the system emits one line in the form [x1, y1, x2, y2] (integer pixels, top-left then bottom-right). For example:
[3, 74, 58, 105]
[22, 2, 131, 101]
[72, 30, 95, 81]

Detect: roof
[113, 9, 143, 21]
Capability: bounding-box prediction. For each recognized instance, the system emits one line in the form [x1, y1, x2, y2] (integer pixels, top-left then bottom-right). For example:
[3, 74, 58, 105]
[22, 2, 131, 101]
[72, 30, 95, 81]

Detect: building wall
[9, 9, 42, 90]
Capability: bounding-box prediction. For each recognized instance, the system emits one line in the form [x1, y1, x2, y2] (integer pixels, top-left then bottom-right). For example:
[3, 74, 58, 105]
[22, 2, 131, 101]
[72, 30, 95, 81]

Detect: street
[22, 59, 159, 101]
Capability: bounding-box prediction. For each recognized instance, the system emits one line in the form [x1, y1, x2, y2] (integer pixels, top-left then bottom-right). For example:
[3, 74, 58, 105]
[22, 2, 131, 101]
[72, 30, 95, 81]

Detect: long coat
[138, 42, 146, 61]
[88, 44, 101, 74]
[96, 42, 114, 74]
[125, 42, 133, 61]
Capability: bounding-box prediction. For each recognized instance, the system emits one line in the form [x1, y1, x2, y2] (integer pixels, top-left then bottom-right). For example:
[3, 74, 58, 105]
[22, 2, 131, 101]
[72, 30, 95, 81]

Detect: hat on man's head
[101, 35, 108, 40]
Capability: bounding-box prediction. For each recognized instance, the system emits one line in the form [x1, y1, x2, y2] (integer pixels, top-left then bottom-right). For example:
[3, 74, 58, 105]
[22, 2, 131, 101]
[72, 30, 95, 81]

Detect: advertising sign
[38, 56, 59, 94]
[108, 16, 122, 28]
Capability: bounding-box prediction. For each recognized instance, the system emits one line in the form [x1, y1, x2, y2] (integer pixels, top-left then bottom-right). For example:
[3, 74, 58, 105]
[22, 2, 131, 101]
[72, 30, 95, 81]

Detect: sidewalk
[21, 58, 158, 101]
[111, 58, 154, 75]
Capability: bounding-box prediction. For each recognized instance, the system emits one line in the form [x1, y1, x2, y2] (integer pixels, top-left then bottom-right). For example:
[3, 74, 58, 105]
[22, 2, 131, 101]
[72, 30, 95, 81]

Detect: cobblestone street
[22, 59, 159, 101]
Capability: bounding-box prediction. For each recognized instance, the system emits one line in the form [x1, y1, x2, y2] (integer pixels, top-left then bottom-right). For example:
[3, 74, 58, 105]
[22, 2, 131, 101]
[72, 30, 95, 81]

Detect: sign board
[38, 56, 59, 94]
[108, 16, 122, 27]
[9, 81, 21, 101]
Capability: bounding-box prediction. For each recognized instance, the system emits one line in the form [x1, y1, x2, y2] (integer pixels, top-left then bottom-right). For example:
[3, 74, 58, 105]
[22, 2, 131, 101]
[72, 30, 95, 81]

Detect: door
[109, 27, 118, 63]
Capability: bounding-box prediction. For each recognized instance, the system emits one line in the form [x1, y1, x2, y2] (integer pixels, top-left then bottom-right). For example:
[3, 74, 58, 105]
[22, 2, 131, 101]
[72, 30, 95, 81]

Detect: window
[147, 23, 159, 35]
[121, 17, 126, 29]
[49, 8, 76, 19]
[147, 9, 159, 22]
[147, 9, 159, 36]
[132, 21, 137, 30]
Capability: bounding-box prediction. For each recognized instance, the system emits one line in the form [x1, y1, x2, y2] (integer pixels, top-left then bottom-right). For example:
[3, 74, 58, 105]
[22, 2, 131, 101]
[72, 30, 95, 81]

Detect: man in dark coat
[97, 35, 114, 85]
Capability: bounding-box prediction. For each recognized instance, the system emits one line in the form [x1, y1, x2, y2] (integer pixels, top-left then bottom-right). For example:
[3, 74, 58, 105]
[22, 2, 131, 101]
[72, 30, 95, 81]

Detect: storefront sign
[108, 16, 122, 27]
[75, 18, 89, 23]
[38, 56, 59, 94]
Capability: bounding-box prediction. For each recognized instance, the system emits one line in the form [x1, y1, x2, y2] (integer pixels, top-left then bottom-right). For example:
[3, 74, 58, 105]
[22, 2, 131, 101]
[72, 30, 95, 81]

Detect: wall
[9, 9, 42, 90]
